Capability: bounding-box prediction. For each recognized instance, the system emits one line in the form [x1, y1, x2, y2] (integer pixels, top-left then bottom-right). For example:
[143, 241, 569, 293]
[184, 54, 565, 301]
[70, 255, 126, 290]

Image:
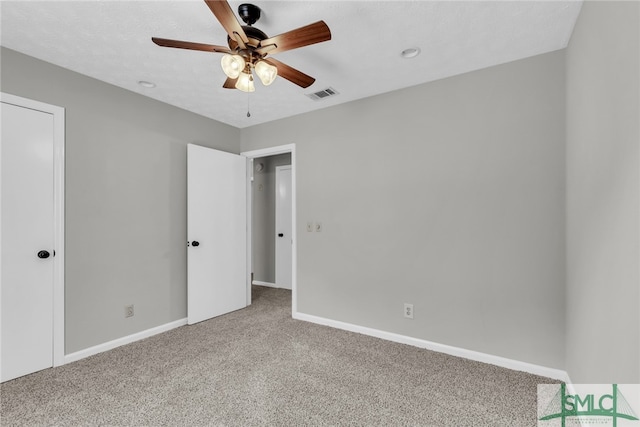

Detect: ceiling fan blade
[152, 37, 231, 54]
[258, 21, 331, 55]
[263, 58, 315, 88]
[204, 0, 249, 46]
[253, 44, 277, 57]
[223, 77, 238, 89]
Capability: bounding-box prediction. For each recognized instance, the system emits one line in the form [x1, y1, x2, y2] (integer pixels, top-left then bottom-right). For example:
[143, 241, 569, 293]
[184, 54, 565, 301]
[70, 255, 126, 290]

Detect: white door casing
[1, 93, 65, 382]
[187, 144, 247, 325]
[275, 166, 292, 289]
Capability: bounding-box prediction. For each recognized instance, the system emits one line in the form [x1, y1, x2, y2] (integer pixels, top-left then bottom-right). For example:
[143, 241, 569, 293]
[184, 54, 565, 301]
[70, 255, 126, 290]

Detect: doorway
[252, 154, 292, 289]
[0, 92, 65, 382]
[241, 144, 296, 314]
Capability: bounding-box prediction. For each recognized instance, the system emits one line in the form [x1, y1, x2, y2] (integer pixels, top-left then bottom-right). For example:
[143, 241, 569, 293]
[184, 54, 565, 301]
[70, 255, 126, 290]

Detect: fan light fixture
[235, 70, 255, 92]
[221, 54, 278, 90]
[254, 60, 277, 86]
[221, 54, 245, 79]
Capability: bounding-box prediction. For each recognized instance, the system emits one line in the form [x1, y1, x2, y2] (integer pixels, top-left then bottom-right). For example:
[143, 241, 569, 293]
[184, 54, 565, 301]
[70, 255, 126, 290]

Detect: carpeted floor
[1, 286, 555, 426]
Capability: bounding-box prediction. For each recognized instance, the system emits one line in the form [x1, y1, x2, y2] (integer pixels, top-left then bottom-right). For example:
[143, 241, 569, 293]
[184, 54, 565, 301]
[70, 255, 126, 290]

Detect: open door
[187, 144, 247, 325]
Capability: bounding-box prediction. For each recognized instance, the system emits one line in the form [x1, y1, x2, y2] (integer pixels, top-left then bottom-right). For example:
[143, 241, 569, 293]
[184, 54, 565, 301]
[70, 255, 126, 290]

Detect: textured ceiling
[0, 1, 582, 129]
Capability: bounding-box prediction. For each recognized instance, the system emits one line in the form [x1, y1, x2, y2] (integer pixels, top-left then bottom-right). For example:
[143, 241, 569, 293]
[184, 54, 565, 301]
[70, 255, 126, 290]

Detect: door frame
[0, 92, 65, 367]
[275, 165, 292, 289]
[241, 144, 297, 314]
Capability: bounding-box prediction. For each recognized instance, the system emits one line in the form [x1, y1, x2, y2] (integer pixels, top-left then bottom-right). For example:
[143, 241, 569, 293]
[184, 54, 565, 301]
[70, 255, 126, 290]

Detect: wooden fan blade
[258, 21, 331, 55]
[253, 43, 277, 57]
[223, 77, 238, 89]
[263, 58, 315, 88]
[204, 0, 249, 45]
[152, 37, 231, 54]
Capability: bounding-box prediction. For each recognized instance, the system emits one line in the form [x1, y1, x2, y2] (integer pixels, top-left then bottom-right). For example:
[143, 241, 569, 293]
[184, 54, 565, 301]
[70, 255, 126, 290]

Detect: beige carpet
[1, 286, 555, 426]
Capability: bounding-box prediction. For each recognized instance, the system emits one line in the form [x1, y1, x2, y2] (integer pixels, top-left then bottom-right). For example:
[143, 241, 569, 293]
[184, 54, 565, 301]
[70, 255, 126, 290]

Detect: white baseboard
[251, 280, 280, 289]
[293, 311, 570, 382]
[252, 280, 278, 288]
[61, 311, 570, 382]
[252, 280, 292, 290]
[64, 318, 187, 365]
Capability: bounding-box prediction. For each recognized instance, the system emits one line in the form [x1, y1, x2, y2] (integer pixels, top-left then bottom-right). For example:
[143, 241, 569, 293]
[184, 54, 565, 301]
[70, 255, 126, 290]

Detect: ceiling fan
[152, 0, 331, 92]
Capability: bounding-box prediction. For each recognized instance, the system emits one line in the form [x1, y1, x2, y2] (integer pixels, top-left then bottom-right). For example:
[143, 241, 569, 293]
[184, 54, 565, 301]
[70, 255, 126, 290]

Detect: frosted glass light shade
[221, 54, 245, 79]
[235, 71, 255, 92]
[254, 60, 278, 86]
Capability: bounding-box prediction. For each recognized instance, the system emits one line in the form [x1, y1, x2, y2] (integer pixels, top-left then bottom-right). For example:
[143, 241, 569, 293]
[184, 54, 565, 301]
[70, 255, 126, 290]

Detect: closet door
[1, 101, 54, 382]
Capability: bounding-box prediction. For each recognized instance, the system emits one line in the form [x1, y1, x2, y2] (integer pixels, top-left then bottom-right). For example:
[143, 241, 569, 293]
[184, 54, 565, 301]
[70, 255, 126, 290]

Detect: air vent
[306, 87, 339, 101]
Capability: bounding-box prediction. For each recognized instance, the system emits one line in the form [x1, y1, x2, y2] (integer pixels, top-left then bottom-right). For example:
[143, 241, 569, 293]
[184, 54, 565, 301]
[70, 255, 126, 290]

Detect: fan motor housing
[228, 26, 268, 50]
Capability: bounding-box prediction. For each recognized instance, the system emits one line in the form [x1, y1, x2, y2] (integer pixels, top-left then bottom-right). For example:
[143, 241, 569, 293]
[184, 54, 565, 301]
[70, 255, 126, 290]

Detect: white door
[275, 166, 292, 289]
[187, 144, 247, 324]
[1, 102, 54, 382]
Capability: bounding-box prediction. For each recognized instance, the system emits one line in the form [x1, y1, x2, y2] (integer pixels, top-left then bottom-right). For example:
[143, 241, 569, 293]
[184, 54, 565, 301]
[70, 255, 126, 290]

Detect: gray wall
[5, 2, 637, 376]
[1, 47, 240, 353]
[252, 154, 292, 284]
[242, 51, 567, 369]
[566, 2, 639, 383]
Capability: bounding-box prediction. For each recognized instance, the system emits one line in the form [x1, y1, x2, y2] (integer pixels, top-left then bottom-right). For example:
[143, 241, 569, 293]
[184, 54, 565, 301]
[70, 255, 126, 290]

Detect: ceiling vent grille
[306, 87, 339, 101]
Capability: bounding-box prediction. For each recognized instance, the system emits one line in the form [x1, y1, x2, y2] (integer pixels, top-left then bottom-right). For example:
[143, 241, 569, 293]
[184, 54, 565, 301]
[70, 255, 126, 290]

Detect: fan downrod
[238, 4, 261, 26]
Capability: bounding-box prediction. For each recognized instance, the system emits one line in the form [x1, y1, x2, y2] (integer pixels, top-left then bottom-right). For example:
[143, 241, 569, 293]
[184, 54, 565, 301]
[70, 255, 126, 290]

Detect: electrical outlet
[125, 304, 134, 318]
[307, 222, 313, 232]
[404, 303, 414, 319]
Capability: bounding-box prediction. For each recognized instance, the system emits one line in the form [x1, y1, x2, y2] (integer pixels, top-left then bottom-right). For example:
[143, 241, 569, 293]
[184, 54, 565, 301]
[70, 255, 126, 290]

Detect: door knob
[191, 241, 200, 247]
[278, 233, 284, 237]
[37, 250, 50, 259]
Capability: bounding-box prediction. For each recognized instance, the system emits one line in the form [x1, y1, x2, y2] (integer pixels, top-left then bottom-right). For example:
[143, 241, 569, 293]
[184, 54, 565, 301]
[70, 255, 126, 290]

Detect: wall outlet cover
[404, 303, 414, 319]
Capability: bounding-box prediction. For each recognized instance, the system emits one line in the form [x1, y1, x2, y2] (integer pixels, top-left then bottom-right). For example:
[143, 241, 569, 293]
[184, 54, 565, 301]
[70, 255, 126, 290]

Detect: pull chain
[246, 90, 251, 118]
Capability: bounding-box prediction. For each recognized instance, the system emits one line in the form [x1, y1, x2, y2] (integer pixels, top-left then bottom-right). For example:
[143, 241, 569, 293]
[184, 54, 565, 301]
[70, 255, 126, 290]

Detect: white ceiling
[1, 1, 582, 129]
